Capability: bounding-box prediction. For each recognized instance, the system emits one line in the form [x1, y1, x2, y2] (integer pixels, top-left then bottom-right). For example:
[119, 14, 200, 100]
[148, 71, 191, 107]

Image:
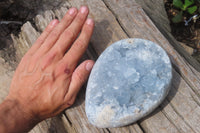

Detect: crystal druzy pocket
[85, 38, 172, 128]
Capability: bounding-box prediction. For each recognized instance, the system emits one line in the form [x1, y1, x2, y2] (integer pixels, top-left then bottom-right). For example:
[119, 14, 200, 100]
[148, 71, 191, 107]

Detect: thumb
[64, 60, 94, 106]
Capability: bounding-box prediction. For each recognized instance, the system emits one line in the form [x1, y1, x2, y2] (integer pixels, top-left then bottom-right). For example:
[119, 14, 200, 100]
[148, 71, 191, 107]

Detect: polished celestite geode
[85, 38, 172, 128]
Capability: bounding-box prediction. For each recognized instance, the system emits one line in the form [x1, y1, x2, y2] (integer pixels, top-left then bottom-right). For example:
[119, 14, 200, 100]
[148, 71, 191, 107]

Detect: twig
[0, 21, 23, 25]
[184, 15, 199, 26]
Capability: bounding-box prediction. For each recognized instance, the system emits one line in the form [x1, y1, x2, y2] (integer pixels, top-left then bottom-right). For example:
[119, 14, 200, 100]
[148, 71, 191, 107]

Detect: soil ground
[164, 0, 200, 62]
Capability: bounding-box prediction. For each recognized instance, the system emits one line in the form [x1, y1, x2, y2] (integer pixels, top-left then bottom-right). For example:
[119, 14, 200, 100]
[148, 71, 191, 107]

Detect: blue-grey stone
[85, 38, 172, 128]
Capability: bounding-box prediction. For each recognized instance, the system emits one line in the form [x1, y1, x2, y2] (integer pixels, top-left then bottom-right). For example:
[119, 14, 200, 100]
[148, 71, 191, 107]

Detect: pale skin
[0, 6, 94, 133]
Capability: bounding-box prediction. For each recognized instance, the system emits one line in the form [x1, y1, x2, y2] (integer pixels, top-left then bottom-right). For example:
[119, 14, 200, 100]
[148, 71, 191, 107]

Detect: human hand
[6, 6, 94, 122]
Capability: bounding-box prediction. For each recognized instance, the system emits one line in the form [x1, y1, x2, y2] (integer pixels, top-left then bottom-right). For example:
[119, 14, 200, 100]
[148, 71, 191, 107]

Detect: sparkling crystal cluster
[86, 38, 172, 128]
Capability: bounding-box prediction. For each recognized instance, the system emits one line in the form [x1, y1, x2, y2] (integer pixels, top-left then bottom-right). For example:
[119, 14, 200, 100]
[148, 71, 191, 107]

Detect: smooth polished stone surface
[85, 38, 172, 128]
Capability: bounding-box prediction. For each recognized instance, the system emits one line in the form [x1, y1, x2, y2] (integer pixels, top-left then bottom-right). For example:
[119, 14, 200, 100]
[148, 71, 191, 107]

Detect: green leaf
[172, 11, 183, 23]
[187, 5, 197, 14]
[184, 0, 195, 9]
[173, 0, 184, 9]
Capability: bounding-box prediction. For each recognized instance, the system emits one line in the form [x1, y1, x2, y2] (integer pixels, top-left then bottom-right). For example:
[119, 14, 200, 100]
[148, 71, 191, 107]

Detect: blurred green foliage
[172, 0, 200, 23]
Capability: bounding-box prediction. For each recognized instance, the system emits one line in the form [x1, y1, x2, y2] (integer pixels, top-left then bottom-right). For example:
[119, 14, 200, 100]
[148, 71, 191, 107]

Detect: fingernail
[86, 18, 94, 25]
[80, 6, 88, 14]
[68, 8, 76, 15]
[86, 62, 94, 71]
[51, 19, 58, 26]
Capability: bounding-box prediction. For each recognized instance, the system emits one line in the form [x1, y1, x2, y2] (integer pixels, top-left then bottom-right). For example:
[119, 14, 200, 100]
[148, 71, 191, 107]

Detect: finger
[49, 6, 89, 57]
[35, 7, 78, 57]
[61, 18, 94, 68]
[64, 60, 94, 106]
[27, 19, 59, 56]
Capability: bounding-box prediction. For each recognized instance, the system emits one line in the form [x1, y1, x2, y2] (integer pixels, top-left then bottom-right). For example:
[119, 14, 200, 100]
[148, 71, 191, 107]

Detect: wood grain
[102, 0, 200, 132]
[1, 0, 199, 132]
[66, 0, 144, 132]
[135, 0, 200, 73]
[0, 58, 13, 102]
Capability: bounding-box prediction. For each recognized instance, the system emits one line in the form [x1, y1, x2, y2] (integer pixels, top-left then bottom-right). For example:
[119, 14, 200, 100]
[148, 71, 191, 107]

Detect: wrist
[0, 98, 40, 133]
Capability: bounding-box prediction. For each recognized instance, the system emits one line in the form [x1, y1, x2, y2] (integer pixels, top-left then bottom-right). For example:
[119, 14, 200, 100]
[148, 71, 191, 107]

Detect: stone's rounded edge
[131, 38, 173, 126]
[85, 38, 173, 128]
[123, 38, 173, 125]
[131, 79, 173, 126]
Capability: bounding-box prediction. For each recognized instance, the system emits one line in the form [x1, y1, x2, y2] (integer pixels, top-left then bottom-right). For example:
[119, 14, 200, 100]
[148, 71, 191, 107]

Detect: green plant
[172, 0, 199, 23]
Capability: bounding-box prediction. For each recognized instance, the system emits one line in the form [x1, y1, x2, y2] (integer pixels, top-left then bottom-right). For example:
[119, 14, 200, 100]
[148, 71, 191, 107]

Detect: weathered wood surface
[103, 1, 200, 133]
[135, 0, 200, 73]
[0, 0, 199, 133]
